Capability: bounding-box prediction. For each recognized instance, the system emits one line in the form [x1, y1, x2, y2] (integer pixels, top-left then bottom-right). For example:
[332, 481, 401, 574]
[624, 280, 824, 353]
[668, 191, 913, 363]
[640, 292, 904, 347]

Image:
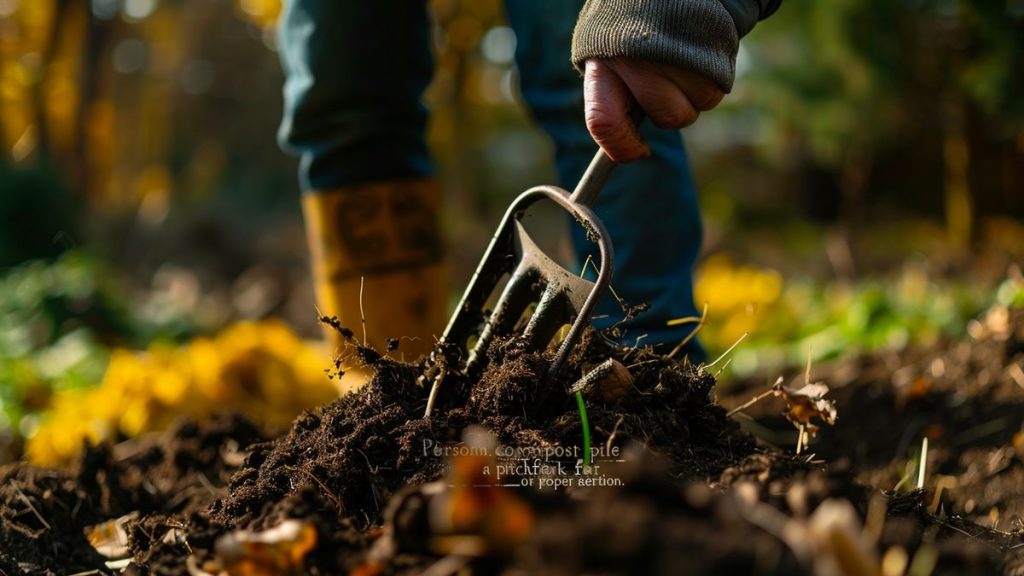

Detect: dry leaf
[431, 428, 534, 555]
[774, 381, 838, 437]
[728, 375, 838, 453]
[805, 499, 880, 576]
[192, 519, 317, 576]
[85, 512, 137, 559]
[737, 497, 880, 576]
[375, 428, 536, 564]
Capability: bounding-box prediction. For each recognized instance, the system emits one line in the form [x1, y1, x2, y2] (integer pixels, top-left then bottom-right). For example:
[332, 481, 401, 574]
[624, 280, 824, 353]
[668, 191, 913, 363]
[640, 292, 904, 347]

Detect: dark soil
[725, 308, 1024, 529]
[2, 310, 1023, 575]
[0, 413, 266, 574]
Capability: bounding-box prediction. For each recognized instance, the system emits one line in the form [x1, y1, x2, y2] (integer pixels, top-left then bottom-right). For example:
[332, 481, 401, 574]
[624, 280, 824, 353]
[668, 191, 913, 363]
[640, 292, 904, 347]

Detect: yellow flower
[26, 320, 339, 465]
[694, 255, 784, 349]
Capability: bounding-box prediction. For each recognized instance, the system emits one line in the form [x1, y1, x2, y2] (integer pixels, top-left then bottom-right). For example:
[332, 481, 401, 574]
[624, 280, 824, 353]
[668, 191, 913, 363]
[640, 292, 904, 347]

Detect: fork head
[422, 184, 614, 417]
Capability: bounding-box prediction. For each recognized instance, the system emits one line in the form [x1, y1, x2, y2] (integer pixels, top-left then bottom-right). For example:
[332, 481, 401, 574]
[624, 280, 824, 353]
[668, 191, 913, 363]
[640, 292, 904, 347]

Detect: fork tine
[465, 263, 539, 372]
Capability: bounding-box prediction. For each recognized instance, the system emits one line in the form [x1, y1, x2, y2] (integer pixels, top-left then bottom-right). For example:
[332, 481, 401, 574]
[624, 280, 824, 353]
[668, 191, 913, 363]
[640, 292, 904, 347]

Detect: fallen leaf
[774, 381, 838, 437]
[85, 512, 137, 559]
[432, 427, 534, 555]
[193, 519, 317, 576]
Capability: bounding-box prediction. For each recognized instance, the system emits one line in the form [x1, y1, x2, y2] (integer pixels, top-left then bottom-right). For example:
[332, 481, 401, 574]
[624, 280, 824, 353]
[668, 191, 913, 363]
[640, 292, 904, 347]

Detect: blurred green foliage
[724, 0, 1024, 234]
[0, 251, 201, 436]
[716, 262, 1024, 377]
[743, 0, 1022, 160]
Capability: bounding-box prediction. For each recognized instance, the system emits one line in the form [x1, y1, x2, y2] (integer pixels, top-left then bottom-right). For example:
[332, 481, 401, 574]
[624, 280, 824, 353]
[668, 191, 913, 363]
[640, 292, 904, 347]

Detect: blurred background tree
[2, 0, 1020, 276]
[727, 0, 1024, 254]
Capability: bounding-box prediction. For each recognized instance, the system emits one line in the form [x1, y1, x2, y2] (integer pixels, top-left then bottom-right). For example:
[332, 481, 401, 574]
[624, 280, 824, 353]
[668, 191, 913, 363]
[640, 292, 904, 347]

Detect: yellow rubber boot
[302, 179, 447, 392]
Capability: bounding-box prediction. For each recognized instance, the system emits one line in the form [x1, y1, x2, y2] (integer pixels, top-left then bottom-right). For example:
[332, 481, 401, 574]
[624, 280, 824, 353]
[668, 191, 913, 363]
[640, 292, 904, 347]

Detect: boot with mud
[302, 178, 447, 392]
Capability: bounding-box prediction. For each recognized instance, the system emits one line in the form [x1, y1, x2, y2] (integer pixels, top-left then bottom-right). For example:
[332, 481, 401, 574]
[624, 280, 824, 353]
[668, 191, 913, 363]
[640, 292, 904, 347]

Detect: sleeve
[571, 0, 782, 93]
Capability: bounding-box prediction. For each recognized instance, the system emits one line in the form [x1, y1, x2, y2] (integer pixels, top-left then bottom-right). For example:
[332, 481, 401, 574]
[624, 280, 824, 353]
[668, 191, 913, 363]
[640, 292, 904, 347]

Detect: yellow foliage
[694, 255, 784, 348]
[26, 320, 338, 466]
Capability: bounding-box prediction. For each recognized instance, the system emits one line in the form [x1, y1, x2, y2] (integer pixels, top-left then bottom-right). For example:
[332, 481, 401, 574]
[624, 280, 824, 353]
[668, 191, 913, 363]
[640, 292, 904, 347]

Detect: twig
[627, 358, 663, 370]
[726, 377, 783, 417]
[583, 253, 643, 343]
[420, 553, 472, 576]
[314, 303, 332, 333]
[667, 315, 704, 326]
[795, 350, 815, 455]
[581, 254, 626, 307]
[804, 348, 813, 385]
[359, 276, 367, 346]
[929, 475, 957, 514]
[713, 357, 733, 378]
[668, 302, 708, 360]
[286, 465, 345, 516]
[14, 486, 50, 530]
[917, 436, 929, 490]
[580, 254, 595, 277]
[931, 518, 1002, 551]
[704, 331, 748, 370]
[605, 415, 625, 455]
[893, 459, 915, 492]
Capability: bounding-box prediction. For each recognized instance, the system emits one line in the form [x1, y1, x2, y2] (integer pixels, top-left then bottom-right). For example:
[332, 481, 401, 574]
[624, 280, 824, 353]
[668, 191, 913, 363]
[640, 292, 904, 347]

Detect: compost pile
[2, 307, 1024, 575]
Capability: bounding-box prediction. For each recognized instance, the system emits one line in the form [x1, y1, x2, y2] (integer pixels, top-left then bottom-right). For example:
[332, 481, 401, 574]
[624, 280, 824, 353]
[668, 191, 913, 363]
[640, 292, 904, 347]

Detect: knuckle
[649, 105, 696, 129]
[604, 145, 641, 163]
[692, 88, 724, 111]
[680, 110, 700, 127]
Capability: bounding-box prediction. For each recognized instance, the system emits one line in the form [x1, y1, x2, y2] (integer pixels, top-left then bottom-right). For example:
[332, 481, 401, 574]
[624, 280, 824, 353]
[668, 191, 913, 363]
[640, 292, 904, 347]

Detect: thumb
[583, 59, 650, 162]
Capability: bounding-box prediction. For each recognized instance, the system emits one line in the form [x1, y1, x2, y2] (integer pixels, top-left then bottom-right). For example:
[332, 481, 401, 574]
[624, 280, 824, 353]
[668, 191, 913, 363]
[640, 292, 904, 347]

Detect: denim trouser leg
[277, 0, 434, 191]
[505, 0, 706, 359]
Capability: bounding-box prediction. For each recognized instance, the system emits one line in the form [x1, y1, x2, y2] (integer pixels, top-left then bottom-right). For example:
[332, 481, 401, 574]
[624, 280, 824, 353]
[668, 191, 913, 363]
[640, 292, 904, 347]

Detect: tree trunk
[942, 96, 973, 252]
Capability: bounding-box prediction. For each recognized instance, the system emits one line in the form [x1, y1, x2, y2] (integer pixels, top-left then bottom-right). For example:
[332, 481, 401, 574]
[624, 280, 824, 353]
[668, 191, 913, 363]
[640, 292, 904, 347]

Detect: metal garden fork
[423, 146, 621, 417]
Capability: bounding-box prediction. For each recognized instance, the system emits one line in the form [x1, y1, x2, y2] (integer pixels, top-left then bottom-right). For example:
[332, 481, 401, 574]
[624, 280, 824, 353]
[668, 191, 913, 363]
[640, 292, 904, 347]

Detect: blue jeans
[278, 0, 705, 359]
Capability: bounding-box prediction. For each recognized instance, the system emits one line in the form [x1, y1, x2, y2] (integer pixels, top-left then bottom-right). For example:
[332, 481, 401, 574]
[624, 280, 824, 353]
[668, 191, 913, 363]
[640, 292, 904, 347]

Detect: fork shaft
[569, 109, 645, 207]
[569, 150, 616, 207]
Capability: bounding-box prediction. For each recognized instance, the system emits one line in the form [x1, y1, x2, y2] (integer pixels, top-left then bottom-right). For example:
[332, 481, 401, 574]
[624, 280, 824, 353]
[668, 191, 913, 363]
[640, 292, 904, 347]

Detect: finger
[583, 59, 650, 163]
[608, 59, 699, 130]
[662, 66, 725, 112]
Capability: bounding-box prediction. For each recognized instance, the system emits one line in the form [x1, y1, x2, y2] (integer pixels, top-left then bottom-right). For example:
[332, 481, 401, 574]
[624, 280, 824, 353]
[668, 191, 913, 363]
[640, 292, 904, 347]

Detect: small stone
[570, 358, 634, 402]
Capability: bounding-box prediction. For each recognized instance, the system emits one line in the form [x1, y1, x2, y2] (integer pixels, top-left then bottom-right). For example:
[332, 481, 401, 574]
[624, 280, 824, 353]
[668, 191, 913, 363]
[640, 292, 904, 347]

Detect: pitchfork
[422, 144, 624, 418]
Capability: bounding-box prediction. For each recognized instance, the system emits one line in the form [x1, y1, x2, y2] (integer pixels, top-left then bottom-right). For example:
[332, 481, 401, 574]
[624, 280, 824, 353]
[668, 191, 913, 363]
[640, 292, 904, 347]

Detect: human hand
[583, 58, 725, 162]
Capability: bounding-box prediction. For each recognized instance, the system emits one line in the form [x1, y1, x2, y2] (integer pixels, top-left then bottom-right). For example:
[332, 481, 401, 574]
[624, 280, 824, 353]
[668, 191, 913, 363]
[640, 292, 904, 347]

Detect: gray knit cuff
[571, 0, 740, 93]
